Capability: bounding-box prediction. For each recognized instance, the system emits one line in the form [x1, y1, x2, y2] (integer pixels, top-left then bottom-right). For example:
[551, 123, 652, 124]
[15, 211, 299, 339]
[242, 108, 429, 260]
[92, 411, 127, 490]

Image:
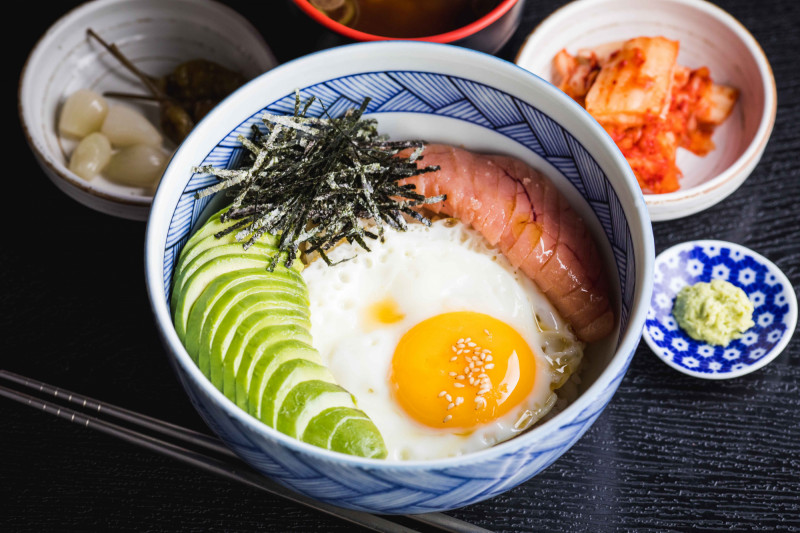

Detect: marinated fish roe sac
[391, 312, 537, 430]
[401, 144, 614, 343]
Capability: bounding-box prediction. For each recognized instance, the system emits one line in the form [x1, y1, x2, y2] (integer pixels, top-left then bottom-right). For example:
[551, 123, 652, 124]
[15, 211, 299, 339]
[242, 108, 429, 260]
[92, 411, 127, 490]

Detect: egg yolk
[390, 311, 537, 430]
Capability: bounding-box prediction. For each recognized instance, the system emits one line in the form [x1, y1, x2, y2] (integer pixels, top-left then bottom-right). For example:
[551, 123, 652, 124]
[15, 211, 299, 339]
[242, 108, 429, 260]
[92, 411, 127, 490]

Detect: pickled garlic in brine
[59, 89, 108, 139]
[69, 132, 112, 181]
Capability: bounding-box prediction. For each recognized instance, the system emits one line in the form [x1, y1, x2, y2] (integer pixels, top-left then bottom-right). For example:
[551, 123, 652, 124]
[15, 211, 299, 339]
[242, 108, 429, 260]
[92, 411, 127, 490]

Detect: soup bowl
[144, 42, 654, 514]
[291, 0, 525, 54]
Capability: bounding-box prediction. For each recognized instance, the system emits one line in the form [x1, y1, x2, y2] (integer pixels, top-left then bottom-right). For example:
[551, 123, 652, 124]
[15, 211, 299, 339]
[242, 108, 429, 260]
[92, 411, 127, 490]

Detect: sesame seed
[451, 346, 457, 352]
[455, 397, 464, 405]
[456, 349, 463, 355]
[467, 342, 477, 348]
[486, 355, 493, 362]
[478, 373, 488, 378]
[477, 390, 488, 395]
[485, 363, 495, 370]
[457, 338, 464, 344]
[468, 377, 475, 385]
[447, 402, 455, 410]
[456, 375, 465, 380]
[446, 394, 452, 402]
[464, 366, 470, 374]
[454, 383, 465, 388]
[443, 415, 452, 423]
[463, 349, 471, 354]
[457, 343, 465, 349]
[480, 353, 486, 360]
[450, 372, 458, 377]
[450, 356, 458, 362]
[465, 337, 471, 342]
[484, 329, 490, 335]
[438, 391, 447, 398]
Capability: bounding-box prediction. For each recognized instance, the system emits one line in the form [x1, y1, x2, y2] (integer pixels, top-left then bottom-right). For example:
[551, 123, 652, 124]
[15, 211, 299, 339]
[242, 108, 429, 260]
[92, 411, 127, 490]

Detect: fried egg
[303, 219, 583, 460]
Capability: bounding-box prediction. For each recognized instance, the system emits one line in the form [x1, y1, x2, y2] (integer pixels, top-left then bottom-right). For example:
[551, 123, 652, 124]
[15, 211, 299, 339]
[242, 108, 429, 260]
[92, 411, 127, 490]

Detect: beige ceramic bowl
[19, 0, 276, 220]
[515, 0, 776, 221]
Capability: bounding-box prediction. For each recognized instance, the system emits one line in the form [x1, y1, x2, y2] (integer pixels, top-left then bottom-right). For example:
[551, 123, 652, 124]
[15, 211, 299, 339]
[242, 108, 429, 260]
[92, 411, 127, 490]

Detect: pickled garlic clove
[58, 89, 108, 139]
[103, 144, 167, 187]
[101, 106, 162, 147]
[68, 132, 112, 181]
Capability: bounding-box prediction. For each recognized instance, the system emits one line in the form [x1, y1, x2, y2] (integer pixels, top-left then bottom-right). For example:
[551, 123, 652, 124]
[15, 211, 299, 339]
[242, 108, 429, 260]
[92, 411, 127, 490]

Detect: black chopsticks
[0, 370, 491, 533]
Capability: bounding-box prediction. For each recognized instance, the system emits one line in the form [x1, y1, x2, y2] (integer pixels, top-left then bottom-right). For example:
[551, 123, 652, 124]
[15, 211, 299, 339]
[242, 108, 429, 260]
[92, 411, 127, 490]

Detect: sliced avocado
[202, 290, 310, 383]
[302, 406, 388, 460]
[330, 416, 388, 459]
[182, 266, 304, 350]
[184, 270, 306, 360]
[172, 242, 278, 309]
[173, 206, 390, 459]
[179, 214, 279, 274]
[176, 232, 266, 280]
[256, 358, 335, 427]
[303, 407, 363, 448]
[223, 319, 312, 398]
[173, 254, 274, 339]
[276, 380, 355, 438]
[237, 339, 320, 412]
[181, 207, 227, 254]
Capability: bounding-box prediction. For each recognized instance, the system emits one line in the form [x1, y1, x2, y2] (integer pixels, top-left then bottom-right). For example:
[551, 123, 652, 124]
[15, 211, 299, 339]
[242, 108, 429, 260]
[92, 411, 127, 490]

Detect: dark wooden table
[6, 1, 799, 531]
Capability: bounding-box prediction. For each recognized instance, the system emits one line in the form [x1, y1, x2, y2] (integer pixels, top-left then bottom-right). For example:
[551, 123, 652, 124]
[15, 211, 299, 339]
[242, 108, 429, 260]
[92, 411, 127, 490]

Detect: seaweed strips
[193, 91, 443, 270]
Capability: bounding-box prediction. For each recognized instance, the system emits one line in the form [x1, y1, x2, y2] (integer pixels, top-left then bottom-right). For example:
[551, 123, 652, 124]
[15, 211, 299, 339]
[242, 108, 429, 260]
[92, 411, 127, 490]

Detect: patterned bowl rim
[145, 41, 655, 469]
[643, 239, 797, 380]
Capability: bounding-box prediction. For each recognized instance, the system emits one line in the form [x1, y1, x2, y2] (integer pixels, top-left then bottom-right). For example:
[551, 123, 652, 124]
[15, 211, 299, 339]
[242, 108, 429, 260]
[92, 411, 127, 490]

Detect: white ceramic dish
[515, 0, 776, 221]
[19, 0, 276, 220]
[145, 41, 654, 513]
[643, 240, 796, 379]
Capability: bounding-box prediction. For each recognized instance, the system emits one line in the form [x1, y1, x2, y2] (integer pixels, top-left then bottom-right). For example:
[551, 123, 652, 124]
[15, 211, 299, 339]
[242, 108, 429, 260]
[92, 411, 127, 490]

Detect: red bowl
[291, 0, 525, 54]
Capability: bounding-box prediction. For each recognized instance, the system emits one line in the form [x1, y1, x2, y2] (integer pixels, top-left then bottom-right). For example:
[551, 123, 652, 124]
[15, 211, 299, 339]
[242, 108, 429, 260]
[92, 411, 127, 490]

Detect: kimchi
[553, 37, 738, 194]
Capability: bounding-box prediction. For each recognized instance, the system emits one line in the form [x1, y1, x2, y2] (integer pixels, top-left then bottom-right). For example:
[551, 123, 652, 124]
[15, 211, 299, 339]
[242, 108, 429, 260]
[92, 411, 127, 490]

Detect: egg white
[302, 220, 583, 460]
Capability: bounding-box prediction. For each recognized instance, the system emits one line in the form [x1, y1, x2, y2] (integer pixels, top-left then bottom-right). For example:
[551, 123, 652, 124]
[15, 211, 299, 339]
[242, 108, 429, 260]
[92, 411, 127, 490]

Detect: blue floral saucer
[643, 240, 797, 379]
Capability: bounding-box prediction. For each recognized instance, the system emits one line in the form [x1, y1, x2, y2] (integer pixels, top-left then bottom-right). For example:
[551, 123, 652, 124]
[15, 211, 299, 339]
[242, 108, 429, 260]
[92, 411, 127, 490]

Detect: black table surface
[5, 1, 800, 531]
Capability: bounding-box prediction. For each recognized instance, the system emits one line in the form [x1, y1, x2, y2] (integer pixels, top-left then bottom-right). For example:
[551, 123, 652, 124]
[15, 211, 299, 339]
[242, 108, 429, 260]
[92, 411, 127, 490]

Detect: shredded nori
[193, 91, 444, 270]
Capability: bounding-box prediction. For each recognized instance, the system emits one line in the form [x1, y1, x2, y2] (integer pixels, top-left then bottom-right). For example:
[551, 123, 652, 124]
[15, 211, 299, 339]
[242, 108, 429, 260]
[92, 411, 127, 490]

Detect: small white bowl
[19, 0, 276, 220]
[515, 0, 776, 221]
[643, 240, 797, 379]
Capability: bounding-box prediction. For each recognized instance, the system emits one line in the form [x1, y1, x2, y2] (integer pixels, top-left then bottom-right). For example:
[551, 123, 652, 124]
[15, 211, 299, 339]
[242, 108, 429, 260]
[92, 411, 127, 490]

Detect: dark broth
[310, 0, 501, 38]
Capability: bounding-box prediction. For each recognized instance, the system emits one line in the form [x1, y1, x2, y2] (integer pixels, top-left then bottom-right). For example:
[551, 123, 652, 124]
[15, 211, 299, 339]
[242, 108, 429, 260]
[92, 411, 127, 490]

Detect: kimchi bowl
[145, 42, 654, 513]
[516, 0, 776, 221]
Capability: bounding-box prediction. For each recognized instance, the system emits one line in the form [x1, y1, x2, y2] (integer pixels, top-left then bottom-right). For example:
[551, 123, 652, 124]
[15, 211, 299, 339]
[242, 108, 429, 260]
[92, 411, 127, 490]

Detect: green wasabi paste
[672, 279, 755, 346]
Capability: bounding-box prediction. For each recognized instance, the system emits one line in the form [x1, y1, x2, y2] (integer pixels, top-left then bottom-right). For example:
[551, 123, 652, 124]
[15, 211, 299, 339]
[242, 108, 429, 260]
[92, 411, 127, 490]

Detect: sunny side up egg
[303, 219, 584, 461]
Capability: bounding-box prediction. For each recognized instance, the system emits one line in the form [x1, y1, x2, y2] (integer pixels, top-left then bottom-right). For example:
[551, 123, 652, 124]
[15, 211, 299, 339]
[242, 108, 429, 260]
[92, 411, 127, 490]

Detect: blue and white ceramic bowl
[644, 240, 797, 380]
[144, 42, 654, 514]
